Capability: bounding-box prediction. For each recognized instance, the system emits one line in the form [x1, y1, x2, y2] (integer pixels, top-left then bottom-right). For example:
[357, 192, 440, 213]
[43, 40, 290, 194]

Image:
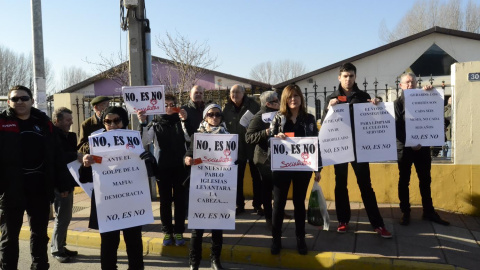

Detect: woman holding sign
[184, 103, 228, 270]
[269, 84, 321, 255]
[80, 106, 156, 270]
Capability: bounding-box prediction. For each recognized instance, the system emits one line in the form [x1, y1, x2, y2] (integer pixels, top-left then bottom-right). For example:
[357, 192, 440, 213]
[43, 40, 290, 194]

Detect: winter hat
[203, 103, 222, 119]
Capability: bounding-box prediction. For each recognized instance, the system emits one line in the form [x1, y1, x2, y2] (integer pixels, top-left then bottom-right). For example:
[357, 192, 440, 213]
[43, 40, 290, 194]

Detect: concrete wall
[53, 93, 85, 137]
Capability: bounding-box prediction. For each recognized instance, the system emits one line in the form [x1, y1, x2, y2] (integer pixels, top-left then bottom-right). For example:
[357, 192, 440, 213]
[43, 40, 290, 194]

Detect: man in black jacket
[51, 107, 81, 263]
[323, 63, 392, 238]
[0, 85, 72, 270]
[394, 73, 449, 226]
[181, 85, 205, 138]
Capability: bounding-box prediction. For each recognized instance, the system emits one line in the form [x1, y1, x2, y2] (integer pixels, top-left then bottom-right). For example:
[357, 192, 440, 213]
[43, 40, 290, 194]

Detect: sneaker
[174, 233, 185, 246]
[399, 213, 410, 226]
[374, 227, 393, 238]
[64, 248, 78, 257]
[163, 234, 174, 246]
[422, 212, 450, 226]
[52, 253, 70, 263]
[337, 222, 348, 233]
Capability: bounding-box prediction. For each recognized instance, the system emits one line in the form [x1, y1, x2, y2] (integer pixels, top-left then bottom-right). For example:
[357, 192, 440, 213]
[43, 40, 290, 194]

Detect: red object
[284, 132, 295, 137]
[171, 107, 181, 113]
[92, 155, 102, 164]
[374, 227, 393, 238]
[193, 158, 203, 165]
[337, 223, 348, 233]
[338, 96, 347, 102]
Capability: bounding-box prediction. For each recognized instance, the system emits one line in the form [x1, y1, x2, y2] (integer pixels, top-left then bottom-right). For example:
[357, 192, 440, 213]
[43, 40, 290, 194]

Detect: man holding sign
[323, 63, 392, 238]
[394, 73, 449, 226]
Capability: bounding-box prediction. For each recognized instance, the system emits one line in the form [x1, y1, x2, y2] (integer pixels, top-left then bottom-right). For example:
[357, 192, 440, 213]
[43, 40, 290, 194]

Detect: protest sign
[239, 110, 254, 128]
[122, 85, 165, 115]
[318, 103, 355, 166]
[188, 133, 238, 230]
[67, 160, 93, 197]
[353, 102, 397, 162]
[262, 111, 277, 123]
[88, 129, 144, 156]
[91, 150, 154, 233]
[270, 137, 318, 171]
[404, 89, 444, 146]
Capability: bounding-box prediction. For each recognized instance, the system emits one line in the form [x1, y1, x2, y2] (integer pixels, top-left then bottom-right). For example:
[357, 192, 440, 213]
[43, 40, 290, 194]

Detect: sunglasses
[206, 112, 222, 118]
[9, 96, 31, 102]
[104, 118, 122, 125]
[165, 103, 177, 108]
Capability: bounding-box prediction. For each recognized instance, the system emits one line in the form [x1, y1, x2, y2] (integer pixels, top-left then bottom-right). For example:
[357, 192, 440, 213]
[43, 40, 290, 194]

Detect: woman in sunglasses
[184, 103, 228, 270]
[80, 106, 156, 270]
[269, 85, 321, 256]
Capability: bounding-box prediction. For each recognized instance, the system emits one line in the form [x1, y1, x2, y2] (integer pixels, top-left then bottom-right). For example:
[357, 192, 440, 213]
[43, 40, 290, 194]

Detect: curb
[19, 227, 467, 270]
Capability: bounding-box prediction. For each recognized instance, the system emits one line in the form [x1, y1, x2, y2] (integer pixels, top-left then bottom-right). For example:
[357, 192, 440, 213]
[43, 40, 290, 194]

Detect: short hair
[52, 107, 73, 123]
[339, 62, 357, 75]
[230, 84, 245, 93]
[279, 84, 306, 118]
[190, 85, 204, 93]
[164, 93, 177, 103]
[400, 72, 417, 83]
[259, 91, 277, 107]
[8, 85, 33, 98]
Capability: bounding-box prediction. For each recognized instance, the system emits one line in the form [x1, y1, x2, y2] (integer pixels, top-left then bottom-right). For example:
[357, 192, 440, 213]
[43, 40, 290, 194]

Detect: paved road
[17, 240, 278, 270]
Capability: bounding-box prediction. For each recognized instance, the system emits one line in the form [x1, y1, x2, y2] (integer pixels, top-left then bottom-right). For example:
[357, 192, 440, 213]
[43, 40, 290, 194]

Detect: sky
[0, 0, 425, 89]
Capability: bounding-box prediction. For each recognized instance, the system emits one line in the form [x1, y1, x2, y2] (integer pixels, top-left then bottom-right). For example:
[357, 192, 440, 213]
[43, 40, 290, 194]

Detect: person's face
[338, 71, 356, 91]
[400, 75, 416, 90]
[205, 108, 222, 127]
[287, 92, 301, 110]
[266, 97, 280, 110]
[103, 113, 124, 131]
[190, 87, 204, 102]
[8, 90, 33, 118]
[94, 100, 110, 116]
[448, 96, 452, 105]
[165, 99, 177, 115]
[230, 87, 244, 105]
[55, 113, 73, 133]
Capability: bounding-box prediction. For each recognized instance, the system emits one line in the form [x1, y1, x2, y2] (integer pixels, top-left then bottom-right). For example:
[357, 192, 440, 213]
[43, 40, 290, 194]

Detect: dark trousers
[100, 226, 143, 270]
[189, 229, 223, 266]
[157, 168, 187, 235]
[0, 190, 50, 270]
[334, 162, 384, 228]
[271, 171, 311, 239]
[397, 147, 434, 214]
[256, 163, 273, 220]
[237, 160, 262, 209]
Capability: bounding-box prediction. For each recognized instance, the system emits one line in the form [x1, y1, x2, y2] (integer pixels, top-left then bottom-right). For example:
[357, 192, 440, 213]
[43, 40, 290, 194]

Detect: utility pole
[126, 0, 146, 86]
[31, 0, 47, 112]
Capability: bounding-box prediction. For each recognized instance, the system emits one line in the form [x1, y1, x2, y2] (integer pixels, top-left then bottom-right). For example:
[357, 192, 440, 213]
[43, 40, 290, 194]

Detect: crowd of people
[0, 62, 450, 270]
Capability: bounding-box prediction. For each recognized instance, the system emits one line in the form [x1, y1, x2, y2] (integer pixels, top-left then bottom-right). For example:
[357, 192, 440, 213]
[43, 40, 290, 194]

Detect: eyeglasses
[165, 103, 177, 108]
[206, 112, 222, 118]
[104, 118, 122, 125]
[9, 96, 31, 102]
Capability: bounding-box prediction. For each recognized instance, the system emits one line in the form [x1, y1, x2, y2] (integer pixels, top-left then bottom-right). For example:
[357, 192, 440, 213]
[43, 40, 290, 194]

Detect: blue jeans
[50, 189, 74, 255]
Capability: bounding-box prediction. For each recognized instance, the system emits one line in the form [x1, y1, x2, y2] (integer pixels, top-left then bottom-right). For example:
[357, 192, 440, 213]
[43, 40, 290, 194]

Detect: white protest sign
[67, 160, 93, 198]
[122, 85, 165, 115]
[353, 102, 397, 162]
[404, 89, 445, 147]
[88, 129, 144, 156]
[192, 133, 238, 165]
[188, 133, 238, 230]
[239, 110, 254, 128]
[318, 103, 355, 166]
[262, 111, 277, 123]
[92, 150, 154, 233]
[270, 137, 318, 171]
[188, 164, 237, 230]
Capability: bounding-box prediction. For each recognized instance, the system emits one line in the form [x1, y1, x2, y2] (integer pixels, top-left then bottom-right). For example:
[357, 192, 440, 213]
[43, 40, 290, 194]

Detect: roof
[273, 27, 480, 88]
[60, 56, 271, 94]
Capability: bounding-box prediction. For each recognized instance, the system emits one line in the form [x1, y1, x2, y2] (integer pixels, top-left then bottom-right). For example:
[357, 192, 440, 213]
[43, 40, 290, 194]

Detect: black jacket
[0, 107, 72, 209]
[181, 100, 205, 137]
[245, 106, 277, 166]
[54, 126, 80, 191]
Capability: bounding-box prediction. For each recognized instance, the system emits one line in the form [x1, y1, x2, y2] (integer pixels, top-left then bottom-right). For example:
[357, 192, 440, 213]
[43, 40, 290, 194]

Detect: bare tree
[379, 0, 480, 43]
[84, 52, 129, 87]
[156, 31, 218, 100]
[249, 60, 307, 85]
[59, 66, 90, 89]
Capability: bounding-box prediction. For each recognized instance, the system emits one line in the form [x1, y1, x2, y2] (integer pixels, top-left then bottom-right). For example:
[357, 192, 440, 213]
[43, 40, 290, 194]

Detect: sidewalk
[21, 191, 480, 269]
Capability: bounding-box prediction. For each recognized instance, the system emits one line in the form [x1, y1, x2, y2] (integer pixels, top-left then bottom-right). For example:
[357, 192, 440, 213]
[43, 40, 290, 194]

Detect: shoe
[266, 219, 272, 231]
[190, 265, 199, 270]
[422, 212, 450, 226]
[337, 222, 348, 233]
[374, 227, 393, 238]
[400, 213, 410, 226]
[211, 258, 225, 270]
[174, 233, 185, 246]
[283, 213, 292, 219]
[296, 237, 308, 255]
[270, 238, 282, 255]
[64, 248, 78, 257]
[235, 207, 245, 216]
[52, 253, 70, 263]
[163, 234, 174, 246]
[254, 206, 265, 216]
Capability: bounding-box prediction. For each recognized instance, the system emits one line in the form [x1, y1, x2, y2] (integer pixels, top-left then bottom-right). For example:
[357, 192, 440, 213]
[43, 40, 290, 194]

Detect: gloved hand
[140, 151, 157, 178]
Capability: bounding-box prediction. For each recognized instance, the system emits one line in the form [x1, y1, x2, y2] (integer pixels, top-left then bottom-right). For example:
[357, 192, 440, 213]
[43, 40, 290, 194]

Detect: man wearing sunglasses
[0, 85, 72, 270]
[77, 96, 111, 154]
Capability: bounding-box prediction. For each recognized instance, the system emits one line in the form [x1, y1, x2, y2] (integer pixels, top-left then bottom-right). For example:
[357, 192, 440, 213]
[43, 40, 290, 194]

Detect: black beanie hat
[101, 106, 129, 129]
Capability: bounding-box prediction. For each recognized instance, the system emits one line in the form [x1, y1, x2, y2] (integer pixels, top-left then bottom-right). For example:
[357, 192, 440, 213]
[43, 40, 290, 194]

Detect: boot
[211, 258, 225, 270]
[270, 237, 282, 255]
[297, 237, 308, 255]
[190, 265, 199, 270]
